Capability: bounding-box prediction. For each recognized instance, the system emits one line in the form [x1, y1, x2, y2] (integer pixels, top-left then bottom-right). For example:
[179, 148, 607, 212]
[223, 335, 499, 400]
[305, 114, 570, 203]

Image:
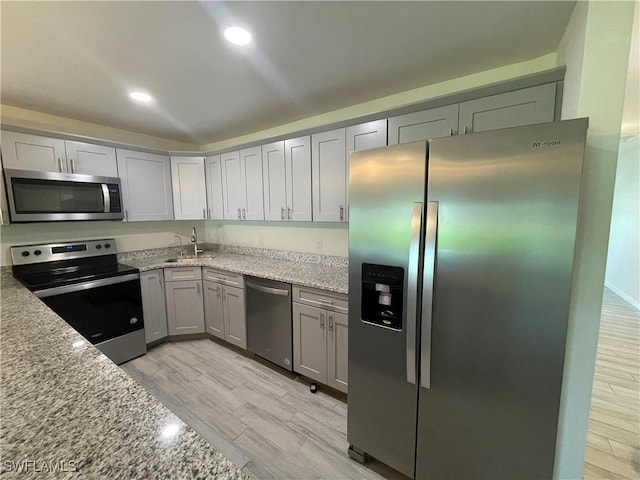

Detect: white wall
[206, 221, 348, 257]
[554, 1, 636, 479]
[606, 134, 640, 308]
[0, 220, 202, 265]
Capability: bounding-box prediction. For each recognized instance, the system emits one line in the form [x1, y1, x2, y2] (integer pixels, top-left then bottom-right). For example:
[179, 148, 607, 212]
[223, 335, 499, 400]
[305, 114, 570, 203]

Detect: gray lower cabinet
[164, 268, 205, 335]
[292, 286, 348, 393]
[140, 270, 169, 344]
[203, 268, 247, 349]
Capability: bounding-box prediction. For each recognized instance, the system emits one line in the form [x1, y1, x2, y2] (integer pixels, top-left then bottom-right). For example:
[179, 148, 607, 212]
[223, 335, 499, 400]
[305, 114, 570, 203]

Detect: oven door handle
[34, 273, 140, 298]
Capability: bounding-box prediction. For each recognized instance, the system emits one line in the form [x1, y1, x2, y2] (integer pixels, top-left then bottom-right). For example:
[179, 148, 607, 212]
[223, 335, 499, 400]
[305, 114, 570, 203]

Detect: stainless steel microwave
[3, 169, 124, 222]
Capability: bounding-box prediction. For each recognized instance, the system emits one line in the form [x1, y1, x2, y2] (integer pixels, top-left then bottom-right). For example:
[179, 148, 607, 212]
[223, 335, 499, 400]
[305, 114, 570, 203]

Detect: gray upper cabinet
[116, 149, 174, 222]
[312, 128, 347, 222]
[1, 131, 117, 176]
[221, 150, 243, 220]
[221, 147, 264, 221]
[171, 156, 207, 220]
[140, 270, 168, 345]
[240, 146, 265, 221]
[285, 136, 312, 222]
[345, 120, 388, 221]
[262, 136, 312, 222]
[458, 83, 557, 134]
[205, 154, 224, 220]
[262, 141, 287, 221]
[388, 105, 459, 145]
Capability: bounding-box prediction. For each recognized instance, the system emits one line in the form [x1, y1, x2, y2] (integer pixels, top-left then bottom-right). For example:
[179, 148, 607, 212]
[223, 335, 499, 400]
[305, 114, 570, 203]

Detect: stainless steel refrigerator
[347, 118, 588, 479]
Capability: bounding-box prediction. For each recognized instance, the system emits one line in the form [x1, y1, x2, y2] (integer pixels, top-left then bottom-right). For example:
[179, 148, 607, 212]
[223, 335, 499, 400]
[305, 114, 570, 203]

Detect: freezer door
[347, 141, 427, 478]
[416, 119, 587, 479]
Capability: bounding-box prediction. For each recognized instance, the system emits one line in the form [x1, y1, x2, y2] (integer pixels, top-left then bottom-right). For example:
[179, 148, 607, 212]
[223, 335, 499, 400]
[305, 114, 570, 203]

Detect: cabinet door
[165, 280, 205, 335]
[292, 303, 327, 383]
[458, 83, 557, 134]
[262, 141, 287, 221]
[1, 131, 66, 172]
[203, 280, 225, 340]
[140, 270, 168, 344]
[116, 149, 174, 222]
[285, 135, 312, 222]
[65, 141, 118, 177]
[388, 105, 459, 145]
[311, 128, 346, 222]
[326, 311, 348, 393]
[221, 150, 243, 220]
[205, 155, 224, 220]
[223, 285, 246, 349]
[170, 156, 207, 220]
[345, 120, 387, 221]
[240, 146, 264, 221]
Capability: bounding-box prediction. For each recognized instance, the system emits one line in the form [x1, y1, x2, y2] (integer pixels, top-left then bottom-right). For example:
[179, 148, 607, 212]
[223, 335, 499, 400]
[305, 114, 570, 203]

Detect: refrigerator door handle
[406, 201, 423, 385]
[420, 201, 438, 389]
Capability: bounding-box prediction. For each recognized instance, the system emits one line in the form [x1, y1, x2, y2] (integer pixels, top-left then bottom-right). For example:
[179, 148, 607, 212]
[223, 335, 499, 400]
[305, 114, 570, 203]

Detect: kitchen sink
[164, 256, 214, 264]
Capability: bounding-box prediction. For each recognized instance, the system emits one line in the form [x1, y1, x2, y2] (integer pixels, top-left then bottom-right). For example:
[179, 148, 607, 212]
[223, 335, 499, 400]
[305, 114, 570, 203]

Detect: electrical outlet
[316, 240, 322, 252]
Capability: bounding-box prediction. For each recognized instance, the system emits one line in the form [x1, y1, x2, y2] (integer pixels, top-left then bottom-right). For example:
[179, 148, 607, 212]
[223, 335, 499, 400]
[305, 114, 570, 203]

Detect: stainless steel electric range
[11, 239, 146, 364]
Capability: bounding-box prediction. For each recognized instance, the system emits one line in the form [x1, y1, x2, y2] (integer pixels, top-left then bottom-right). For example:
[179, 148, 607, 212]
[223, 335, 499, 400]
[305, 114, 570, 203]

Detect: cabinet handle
[318, 297, 334, 305]
[237, 208, 241, 219]
[320, 313, 325, 329]
[203, 208, 206, 219]
[58, 158, 64, 172]
[464, 126, 471, 135]
[287, 207, 292, 221]
[124, 209, 128, 222]
[217, 285, 221, 298]
[329, 315, 334, 331]
[70, 158, 76, 173]
[339, 205, 344, 222]
[281, 207, 285, 220]
[208, 208, 212, 219]
[448, 128, 453, 136]
[197, 282, 201, 297]
[242, 208, 246, 220]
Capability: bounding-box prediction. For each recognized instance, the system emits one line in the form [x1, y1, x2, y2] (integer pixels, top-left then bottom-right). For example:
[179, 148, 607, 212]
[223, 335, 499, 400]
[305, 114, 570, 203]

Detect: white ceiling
[1, 1, 576, 146]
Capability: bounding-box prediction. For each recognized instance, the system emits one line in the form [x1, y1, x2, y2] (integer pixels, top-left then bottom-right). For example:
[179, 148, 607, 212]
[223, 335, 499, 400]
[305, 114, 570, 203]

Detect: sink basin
[164, 255, 214, 264]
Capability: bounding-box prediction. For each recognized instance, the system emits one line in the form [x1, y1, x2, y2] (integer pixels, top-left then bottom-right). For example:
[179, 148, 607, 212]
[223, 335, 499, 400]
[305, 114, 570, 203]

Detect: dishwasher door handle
[246, 280, 290, 296]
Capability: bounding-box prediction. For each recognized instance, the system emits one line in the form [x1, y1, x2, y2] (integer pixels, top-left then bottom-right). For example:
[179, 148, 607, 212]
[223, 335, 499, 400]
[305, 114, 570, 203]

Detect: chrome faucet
[191, 226, 203, 257]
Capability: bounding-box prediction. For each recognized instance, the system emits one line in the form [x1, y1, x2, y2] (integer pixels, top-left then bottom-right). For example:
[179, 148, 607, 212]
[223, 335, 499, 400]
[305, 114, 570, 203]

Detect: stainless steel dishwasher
[245, 276, 293, 371]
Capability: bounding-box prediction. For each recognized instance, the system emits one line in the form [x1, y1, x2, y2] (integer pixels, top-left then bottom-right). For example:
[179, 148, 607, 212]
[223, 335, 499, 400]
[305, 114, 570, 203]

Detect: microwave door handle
[101, 184, 110, 213]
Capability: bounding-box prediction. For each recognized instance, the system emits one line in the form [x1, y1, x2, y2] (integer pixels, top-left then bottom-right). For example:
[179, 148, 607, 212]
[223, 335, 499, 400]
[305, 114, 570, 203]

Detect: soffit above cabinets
[1, 1, 575, 145]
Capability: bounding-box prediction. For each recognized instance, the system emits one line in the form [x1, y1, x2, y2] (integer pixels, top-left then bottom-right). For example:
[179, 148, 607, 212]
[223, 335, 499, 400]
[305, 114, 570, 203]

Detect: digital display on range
[52, 244, 88, 254]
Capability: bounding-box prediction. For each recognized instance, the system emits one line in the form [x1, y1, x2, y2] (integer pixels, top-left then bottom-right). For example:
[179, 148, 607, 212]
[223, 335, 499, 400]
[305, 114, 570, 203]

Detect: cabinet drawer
[203, 267, 244, 288]
[164, 267, 202, 282]
[292, 285, 348, 314]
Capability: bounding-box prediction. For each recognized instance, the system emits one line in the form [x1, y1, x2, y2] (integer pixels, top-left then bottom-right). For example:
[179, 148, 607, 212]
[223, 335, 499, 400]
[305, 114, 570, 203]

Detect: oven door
[35, 274, 145, 364]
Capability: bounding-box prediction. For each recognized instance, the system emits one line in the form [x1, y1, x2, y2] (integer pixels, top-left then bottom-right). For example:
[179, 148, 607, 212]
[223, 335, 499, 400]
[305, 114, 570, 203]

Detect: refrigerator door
[347, 141, 427, 478]
[416, 119, 587, 479]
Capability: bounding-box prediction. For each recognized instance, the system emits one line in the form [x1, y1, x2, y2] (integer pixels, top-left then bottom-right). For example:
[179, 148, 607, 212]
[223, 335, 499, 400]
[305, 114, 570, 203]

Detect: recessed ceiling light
[224, 26, 252, 46]
[129, 91, 154, 103]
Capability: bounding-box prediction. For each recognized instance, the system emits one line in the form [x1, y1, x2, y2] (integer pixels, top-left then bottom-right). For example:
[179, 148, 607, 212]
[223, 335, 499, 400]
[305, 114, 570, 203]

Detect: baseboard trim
[604, 281, 640, 311]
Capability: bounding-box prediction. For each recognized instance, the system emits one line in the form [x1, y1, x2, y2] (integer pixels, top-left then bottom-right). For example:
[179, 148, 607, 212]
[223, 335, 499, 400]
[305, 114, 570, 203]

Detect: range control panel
[11, 239, 116, 265]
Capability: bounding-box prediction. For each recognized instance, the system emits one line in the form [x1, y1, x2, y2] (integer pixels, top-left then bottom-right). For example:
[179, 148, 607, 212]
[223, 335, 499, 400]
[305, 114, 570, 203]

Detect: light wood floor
[583, 289, 640, 480]
[122, 288, 639, 480]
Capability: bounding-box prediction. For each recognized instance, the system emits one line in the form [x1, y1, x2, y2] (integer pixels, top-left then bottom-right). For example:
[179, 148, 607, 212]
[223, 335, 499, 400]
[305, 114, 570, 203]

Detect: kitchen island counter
[0, 270, 249, 479]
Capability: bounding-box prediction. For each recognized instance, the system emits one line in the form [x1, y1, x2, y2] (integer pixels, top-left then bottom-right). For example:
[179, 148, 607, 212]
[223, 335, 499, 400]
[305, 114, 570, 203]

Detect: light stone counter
[0, 269, 249, 479]
[120, 246, 349, 294]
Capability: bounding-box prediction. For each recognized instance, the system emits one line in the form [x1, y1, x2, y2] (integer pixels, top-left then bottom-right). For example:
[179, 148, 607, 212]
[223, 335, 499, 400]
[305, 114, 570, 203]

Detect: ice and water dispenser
[361, 263, 404, 330]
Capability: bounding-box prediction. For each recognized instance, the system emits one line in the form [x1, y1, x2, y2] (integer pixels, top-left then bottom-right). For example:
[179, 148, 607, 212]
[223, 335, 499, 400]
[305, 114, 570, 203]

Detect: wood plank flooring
[122, 288, 639, 479]
[583, 289, 640, 480]
[121, 338, 406, 480]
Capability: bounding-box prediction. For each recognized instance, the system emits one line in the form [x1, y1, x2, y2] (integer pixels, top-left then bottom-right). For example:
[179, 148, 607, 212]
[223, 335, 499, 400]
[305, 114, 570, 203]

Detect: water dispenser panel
[361, 263, 404, 330]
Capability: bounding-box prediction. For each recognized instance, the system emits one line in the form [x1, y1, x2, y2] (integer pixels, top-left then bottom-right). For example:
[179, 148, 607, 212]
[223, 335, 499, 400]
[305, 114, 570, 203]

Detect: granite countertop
[0, 270, 249, 479]
[122, 248, 349, 295]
